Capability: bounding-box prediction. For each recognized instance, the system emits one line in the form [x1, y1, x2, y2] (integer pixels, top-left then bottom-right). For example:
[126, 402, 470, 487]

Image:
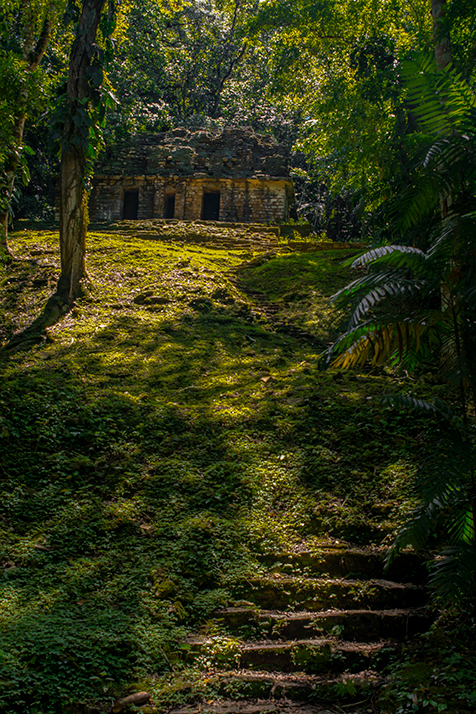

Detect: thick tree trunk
[57, 0, 105, 302]
[57, 146, 88, 299]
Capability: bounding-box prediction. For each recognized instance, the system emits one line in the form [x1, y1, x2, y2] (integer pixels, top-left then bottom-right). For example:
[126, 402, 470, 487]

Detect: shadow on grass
[0, 254, 68, 349]
[0, 256, 432, 711]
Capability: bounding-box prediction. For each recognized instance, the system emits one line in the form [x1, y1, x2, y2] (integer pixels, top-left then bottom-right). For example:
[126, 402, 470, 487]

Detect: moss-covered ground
[0, 226, 474, 713]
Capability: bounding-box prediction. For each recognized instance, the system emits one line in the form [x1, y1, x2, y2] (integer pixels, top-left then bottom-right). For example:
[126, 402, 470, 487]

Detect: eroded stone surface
[89, 128, 294, 224]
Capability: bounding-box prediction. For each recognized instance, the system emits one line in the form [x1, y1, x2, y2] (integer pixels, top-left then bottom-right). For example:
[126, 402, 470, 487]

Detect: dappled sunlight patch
[103, 496, 147, 527]
[1, 227, 446, 710]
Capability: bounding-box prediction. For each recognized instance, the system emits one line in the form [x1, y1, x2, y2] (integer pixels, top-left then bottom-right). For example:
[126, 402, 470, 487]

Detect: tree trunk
[57, 0, 105, 302]
[57, 146, 88, 299]
[0, 116, 26, 259]
[0, 10, 53, 258]
[431, 0, 452, 69]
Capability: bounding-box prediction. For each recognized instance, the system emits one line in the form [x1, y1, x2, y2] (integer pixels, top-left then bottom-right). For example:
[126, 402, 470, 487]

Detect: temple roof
[94, 127, 291, 181]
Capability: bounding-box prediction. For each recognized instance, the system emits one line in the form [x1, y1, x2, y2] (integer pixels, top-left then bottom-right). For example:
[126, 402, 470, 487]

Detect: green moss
[0, 226, 448, 712]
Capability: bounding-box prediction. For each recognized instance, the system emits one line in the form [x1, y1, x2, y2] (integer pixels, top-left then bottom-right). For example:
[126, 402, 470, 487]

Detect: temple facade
[89, 127, 295, 224]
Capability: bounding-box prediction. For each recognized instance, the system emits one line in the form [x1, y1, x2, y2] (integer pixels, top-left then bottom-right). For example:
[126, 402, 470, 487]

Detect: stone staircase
[171, 544, 434, 714]
[229, 271, 323, 345]
[93, 219, 368, 257]
[93, 219, 282, 251]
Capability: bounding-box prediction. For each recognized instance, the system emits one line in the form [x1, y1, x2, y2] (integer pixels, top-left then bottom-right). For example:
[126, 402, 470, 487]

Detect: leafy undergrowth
[0, 227, 470, 713]
[380, 610, 476, 714]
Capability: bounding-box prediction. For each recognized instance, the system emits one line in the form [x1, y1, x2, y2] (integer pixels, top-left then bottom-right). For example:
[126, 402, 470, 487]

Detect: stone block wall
[88, 180, 122, 222]
[89, 176, 292, 224]
[137, 179, 155, 220]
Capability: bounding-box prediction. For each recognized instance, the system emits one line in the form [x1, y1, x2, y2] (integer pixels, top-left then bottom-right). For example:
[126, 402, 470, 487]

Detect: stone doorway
[165, 193, 176, 219]
[123, 190, 139, 219]
[201, 191, 220, 221]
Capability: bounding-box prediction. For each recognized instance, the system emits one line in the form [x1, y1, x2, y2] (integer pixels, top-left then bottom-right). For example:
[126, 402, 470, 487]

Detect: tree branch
[28, 9, 54, 71]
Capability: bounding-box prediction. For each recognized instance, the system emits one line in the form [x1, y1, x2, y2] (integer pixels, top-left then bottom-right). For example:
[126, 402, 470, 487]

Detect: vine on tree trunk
[55, 0, 116, 303]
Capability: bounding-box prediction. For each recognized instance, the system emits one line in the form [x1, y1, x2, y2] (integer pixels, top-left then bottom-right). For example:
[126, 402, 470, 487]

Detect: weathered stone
[133, 291, 154, 304]
[88, 128, 294, 225]
[233, 577, 427, 610]
[257, 546, 428, 583]
[147, 296, 170, 304]
[112, 691, 151, 712]
[219, 606, 434, 641]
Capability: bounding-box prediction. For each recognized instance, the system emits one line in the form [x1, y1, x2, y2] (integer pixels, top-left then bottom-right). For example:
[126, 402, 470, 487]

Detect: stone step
[124, 234, 279, 248]
[258, 547, 427, 583]
[201, 670, 380, 703]
[218, 607, 434, 641]
[189, 637, 393, 674]
[240, 639, 392, 674]
[233, 577, 427, 611]
[169, 701, 341, 714]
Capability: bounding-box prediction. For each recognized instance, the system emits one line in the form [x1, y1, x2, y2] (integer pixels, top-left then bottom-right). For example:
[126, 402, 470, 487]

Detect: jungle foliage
[323, 54, 476, 605]
[1, 0, 476, 710]
[5, 0, 475, 238]
[0, 228, 450, 712]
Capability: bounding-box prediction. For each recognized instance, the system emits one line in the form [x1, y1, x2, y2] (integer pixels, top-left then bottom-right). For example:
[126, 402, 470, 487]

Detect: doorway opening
[123, 190, 139, 219]
[165, 193, 176, 219]
[201, 191, 220, 221]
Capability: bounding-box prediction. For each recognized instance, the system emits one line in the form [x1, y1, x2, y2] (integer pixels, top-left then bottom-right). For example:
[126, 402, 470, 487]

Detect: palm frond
[429, 544, 476, 605]
[449, 508, 476, 545]
[348, 245, 426, 269]
[422, 441, 472, 506]
[379, 394, 460, 424]
[385, 501, 440, 567]
[331, 274, 387, 305]
[401, 56, 476, 136]
[392, 172, 442, 230]
[332, 268, 429, 312]
[429, 211, 476, 262]
[347, 278, 428, 329]
[328, 318, 440, 370]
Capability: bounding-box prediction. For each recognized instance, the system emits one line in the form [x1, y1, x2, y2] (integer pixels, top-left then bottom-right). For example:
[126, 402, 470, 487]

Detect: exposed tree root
[3, 292, 73, 352]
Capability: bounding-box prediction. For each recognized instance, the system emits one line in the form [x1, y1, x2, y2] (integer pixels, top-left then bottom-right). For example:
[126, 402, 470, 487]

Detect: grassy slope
[0, 228, 471, 713]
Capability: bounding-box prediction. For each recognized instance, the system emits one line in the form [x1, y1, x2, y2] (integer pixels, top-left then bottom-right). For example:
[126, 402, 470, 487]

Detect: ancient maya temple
[88, 127, 295, 224]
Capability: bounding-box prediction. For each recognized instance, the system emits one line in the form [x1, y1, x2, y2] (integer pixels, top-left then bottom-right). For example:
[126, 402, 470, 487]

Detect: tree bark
[57, 146, 89, 299]
[0, 115, 26, 259]
[57, 0, 105, 302]
[431, 0, 452, 70]
[0, 9, 53, 259]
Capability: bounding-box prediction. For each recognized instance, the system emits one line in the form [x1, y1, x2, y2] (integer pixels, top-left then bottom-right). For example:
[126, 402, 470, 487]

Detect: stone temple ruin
[89, 127, 295, 224]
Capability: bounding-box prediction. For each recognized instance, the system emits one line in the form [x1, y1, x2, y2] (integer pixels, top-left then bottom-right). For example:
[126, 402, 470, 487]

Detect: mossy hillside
[0, 227, 445, 712]
[236, 250, 354, 343]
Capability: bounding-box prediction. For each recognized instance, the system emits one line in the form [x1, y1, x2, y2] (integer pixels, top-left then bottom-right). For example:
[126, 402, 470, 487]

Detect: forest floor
[0, 222, 474, 714]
